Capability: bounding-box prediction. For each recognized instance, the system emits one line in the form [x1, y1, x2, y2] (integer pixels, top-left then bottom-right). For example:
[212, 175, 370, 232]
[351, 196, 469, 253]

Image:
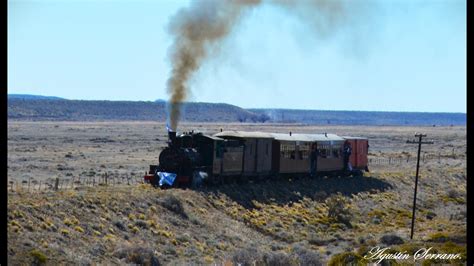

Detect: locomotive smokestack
[168, 131, 177, 147]
[166, 124, 177, 147]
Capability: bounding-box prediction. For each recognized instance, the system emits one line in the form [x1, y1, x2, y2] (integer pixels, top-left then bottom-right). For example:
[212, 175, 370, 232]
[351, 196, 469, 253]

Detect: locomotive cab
[145, 131, 225, 188]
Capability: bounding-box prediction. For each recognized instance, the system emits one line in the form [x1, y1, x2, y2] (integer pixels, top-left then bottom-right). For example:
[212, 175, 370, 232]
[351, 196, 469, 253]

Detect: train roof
[214, 131, 344, 142]
[214, 131, 274, 139]
[202, 135, 225, 141]
[179, 132, 224, 141]
[341, 136, 369, 140]
[272, 133, 344, 142]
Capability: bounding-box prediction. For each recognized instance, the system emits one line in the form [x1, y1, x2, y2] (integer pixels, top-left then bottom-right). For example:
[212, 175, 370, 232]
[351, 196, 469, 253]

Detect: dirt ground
[7, 121, 466, 265]
[7, 121, 465, 182]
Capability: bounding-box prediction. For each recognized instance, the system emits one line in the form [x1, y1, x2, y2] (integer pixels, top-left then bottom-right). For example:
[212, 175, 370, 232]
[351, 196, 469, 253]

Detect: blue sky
[8, 0, 466, 112]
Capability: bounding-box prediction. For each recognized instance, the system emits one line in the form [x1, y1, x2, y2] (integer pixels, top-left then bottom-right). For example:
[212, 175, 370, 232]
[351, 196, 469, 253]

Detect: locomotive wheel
[222, 176, 228, 184]
[351, 169, 363, 177]
[211, 176, 221, 186]
[238, 175, 248, 184]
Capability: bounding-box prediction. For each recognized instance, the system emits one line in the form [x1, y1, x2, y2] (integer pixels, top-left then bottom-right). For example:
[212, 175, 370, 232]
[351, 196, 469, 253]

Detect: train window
[298, 151, 303, 160]
[318, 143, 330, 158]
[299, 143, 310, 159]
[301, 150, 309, 159]
[281, 143, 295, 159]
[331, 144, 341, 158]
[319, 149, 327, 158]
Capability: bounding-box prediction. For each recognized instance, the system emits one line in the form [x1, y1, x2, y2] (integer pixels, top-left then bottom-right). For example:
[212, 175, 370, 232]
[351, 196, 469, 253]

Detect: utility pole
[406, 133, 434, 239]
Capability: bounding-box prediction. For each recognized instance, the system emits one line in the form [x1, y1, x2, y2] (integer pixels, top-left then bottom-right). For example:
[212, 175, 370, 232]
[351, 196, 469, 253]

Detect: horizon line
[7, 93, 466, 114]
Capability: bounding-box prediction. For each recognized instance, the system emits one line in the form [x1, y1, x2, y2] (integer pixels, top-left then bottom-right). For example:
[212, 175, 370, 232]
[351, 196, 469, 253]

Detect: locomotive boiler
[144, 130, 223, 187]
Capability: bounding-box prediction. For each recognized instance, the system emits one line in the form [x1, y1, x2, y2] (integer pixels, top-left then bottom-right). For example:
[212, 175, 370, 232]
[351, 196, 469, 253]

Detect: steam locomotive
[144, 130, 369, 188]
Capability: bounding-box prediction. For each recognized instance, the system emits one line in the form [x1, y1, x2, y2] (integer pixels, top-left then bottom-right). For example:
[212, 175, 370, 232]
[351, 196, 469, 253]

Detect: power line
[406, 133, 434, 240]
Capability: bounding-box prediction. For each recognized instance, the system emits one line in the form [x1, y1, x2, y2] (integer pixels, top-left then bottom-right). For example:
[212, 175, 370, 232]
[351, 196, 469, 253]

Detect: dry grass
[7, 122, 466, 264]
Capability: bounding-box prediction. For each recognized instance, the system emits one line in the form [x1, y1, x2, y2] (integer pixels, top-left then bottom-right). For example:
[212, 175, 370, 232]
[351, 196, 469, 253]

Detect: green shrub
[30, 249, 47, 264]
[161, 195, 188, 219]
[380, 234, 405, 245]
[325, 193, 352, 227]
[232, 247, 263, 266]
[428, 232, 449, 243]
[114, 246, 160, 265]
[294, 247, 323, 266]
[328, 252, 367, 266]
[263, 252, 297, 266]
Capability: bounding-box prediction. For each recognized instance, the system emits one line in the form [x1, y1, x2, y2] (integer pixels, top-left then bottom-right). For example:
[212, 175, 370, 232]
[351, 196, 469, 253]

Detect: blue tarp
[157, 172, 177, 187]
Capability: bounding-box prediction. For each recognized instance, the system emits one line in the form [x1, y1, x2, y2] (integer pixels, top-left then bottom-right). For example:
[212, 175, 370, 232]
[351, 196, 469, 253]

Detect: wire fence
[369, 150, 461, 165]
[8, 172, 147, 193]
[8, 149, 463, 192]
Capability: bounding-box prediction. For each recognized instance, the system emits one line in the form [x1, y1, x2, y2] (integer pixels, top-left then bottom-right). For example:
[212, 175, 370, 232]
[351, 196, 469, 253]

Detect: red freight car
[342, 136, 369, 172]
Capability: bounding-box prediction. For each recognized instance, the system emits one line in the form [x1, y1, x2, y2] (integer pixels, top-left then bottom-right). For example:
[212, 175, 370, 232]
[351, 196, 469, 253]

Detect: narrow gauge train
[144, 130, 369, 188]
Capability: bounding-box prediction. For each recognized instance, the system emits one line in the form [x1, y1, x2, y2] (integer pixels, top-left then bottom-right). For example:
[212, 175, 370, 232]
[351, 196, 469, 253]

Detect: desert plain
[7, 121, 466, 265]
